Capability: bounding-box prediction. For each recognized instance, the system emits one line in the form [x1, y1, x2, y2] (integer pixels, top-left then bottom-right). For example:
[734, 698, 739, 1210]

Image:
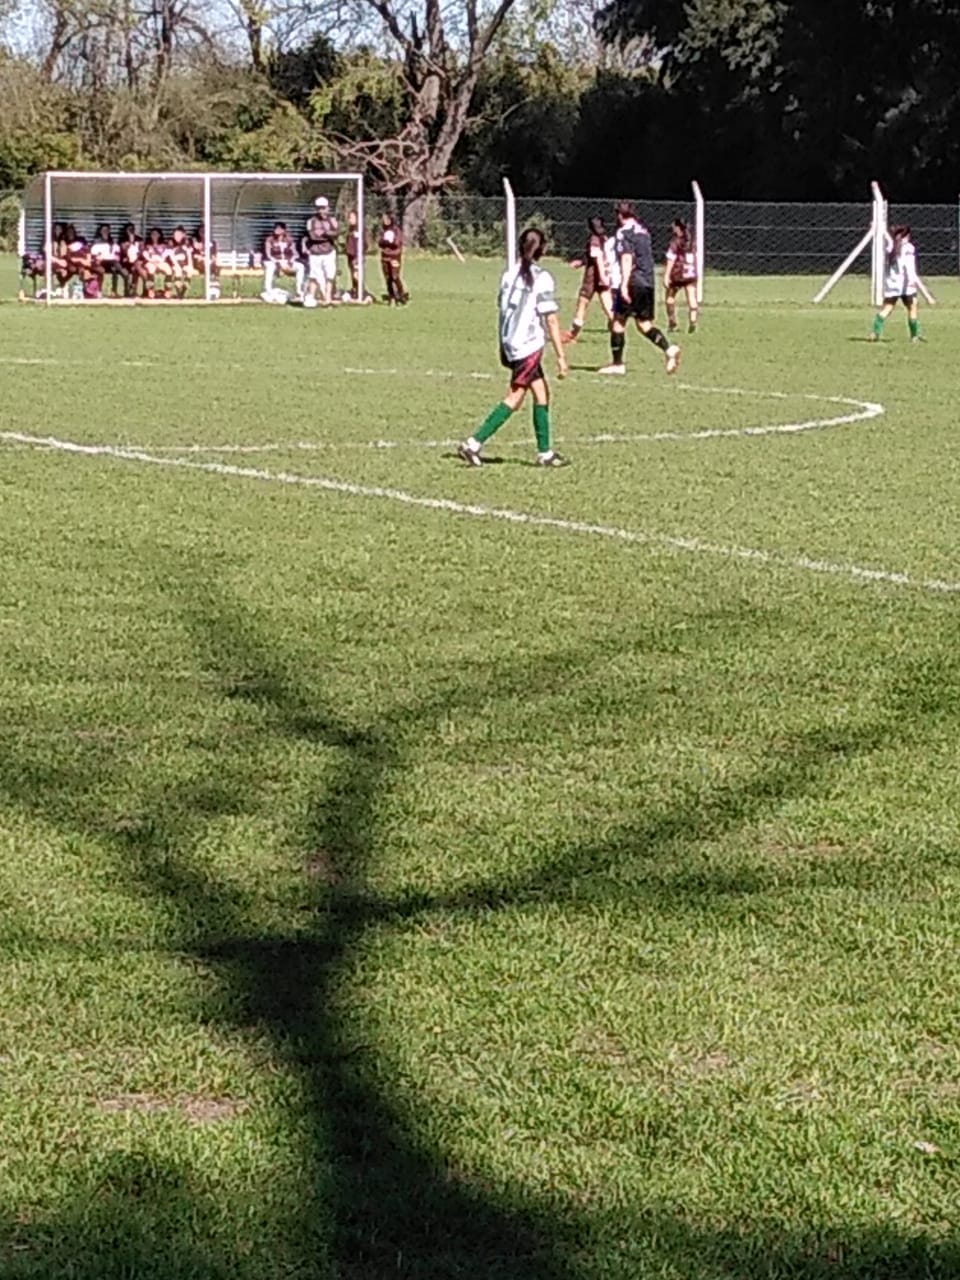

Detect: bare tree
[338, 0, 520, 241]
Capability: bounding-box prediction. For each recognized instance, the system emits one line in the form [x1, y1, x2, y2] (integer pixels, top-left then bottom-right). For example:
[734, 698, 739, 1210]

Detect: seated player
[46, 222, 72, 293]
[261, 222, 304, 301]
[378, 212, 408, 305]
[563, 216, 614, 342]
[19, 248, 47, 298]
[117, 224, 144, 297]
[90, 223, 120, 298]
[167, 226, 194, 299]
[663, 218, 699, 333]
[65, 226, 97, 298]
[141, 227, 173, 298]
[191, 224, 220, 298]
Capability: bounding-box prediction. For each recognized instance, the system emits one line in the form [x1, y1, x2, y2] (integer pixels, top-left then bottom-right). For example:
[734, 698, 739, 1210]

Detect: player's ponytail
[673, 218, 690, 254]
[888, 224, 909, 266]
[518, 227, 546, 287]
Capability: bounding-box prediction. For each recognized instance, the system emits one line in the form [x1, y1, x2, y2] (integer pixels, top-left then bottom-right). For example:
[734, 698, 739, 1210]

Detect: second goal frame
[502, 178, 706, 299]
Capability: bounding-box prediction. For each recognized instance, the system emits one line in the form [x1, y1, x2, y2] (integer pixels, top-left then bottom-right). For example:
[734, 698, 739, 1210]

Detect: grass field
[2, 256, 959, 1279]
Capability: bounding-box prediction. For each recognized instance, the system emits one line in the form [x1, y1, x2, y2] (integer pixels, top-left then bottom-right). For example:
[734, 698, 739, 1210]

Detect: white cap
[314, 196, 329, 208]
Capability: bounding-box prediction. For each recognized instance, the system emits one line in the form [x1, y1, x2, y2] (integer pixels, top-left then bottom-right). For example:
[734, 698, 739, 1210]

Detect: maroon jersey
[264, 233, 297, 265]
[585, 232, 608, 284]
[666, 233, 697, 284]
[345, 230, 359, 261]
[168, 240, 192, 269]
[379, 226, 402, 261]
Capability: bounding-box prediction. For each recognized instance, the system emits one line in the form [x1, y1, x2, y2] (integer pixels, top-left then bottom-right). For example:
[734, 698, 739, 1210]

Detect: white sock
[467, 436, 481, 451]
[538, 449, 554, 461]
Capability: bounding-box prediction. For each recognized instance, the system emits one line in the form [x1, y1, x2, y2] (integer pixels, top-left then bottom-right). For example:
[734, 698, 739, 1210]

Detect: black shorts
[884, 293, 916, 307]
[500, 348, 545, 389]
[615, 285, 655, 323]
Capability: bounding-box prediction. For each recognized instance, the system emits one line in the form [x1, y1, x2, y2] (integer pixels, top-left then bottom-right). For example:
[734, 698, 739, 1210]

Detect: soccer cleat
[536, 451, 570, 468]
[458, 441, 483, 467]
[597, 363, 626, 375]
[665, 344, 681, 375]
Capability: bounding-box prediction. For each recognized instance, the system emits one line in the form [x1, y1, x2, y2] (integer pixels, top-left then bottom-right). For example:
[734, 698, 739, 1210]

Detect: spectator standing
[303, 196, 339, 308]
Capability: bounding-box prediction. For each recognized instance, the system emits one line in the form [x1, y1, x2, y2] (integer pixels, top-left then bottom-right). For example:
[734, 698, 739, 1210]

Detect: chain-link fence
[394, 193, 960, 275]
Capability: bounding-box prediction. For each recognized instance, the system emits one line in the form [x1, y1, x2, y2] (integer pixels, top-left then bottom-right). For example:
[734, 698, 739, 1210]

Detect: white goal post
[21, 170, 365, 304]
[503, 176, 517, 272]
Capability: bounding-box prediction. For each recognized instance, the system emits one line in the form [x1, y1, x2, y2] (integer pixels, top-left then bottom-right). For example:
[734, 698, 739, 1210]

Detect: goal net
[19, 170, 365, 303]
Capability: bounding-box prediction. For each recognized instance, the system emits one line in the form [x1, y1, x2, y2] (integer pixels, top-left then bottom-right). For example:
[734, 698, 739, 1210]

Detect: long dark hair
[588, 216, 605, 239]
[887, 224, 910, 266]
[672, 218, 691, 253]
[518, 227, 546, 286]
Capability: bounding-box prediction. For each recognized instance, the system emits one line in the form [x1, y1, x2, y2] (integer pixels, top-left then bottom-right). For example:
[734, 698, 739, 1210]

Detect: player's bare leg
[665, 285, 679, 332]
[563, 294, 590, 343]
[685, 282, 699, 332]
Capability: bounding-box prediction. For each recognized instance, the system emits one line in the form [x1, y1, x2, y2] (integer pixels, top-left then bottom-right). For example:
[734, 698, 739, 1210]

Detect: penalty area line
[2, 427, 956, 597]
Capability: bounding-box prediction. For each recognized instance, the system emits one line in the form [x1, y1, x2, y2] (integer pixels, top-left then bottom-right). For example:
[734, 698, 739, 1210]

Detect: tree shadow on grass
[2, 587, 960, 1278]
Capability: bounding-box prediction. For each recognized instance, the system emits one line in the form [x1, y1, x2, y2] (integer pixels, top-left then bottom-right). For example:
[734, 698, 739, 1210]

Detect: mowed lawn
[1, 258, 959, 1279]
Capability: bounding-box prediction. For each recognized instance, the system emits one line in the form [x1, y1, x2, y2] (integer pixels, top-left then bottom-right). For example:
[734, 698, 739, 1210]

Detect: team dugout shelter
[20, 170, 365, 303]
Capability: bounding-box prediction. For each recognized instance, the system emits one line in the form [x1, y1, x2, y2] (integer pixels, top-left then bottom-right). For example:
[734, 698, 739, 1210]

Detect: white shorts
[308, 252, 337, 285]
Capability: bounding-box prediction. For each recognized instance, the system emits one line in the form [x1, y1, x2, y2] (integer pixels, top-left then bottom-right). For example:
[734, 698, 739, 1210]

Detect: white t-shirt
[91, 239, 117, 262]
[884, 237, 918, 297]
[498, 263, 558, 362]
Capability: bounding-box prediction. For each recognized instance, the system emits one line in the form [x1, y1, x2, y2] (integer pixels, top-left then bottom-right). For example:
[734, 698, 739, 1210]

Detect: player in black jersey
[598, 201, 681, 376]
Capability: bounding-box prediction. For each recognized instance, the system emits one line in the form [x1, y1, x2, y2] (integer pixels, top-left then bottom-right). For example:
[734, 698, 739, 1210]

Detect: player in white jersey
[872, 225, 921, 342]
[458, 228, 569, 468]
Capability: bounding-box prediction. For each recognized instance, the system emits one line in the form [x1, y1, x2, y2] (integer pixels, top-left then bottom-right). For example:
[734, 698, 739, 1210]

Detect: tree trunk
[402, 191, 434, 245]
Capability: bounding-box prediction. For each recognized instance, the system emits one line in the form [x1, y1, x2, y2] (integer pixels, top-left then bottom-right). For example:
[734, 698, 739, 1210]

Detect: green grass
[1, 256, 959, 1279]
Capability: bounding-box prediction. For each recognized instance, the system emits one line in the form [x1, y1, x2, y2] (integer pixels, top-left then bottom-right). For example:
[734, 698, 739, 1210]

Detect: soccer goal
[20, 170, 365, 304]
[502, 177, 706, 298]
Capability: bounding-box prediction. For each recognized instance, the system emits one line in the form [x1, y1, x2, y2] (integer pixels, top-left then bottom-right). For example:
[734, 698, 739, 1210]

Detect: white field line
[131, 385, 883, 454]
[2, 427, 958, 597]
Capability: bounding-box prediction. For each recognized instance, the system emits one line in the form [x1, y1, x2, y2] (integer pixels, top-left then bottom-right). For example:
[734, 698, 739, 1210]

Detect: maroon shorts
[579, 264, 613, 302]
[501, 348, 545, 389]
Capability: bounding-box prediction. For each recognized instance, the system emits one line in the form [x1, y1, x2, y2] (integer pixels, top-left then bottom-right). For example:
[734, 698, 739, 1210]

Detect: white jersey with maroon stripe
[498, 263, 558, 362]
